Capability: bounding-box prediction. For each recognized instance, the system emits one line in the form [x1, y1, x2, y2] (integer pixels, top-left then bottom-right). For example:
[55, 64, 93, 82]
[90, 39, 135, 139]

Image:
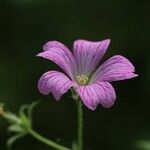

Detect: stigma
[76, 75, 89, 85]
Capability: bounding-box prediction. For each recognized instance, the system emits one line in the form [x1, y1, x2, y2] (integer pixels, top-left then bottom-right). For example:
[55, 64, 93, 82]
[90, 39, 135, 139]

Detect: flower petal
[91, 55, 138, 82]
[73, 39, 110, 75]
[75, 82, 116, 110]
[37, 41, 77, 80]
[38, 71, 74, 100]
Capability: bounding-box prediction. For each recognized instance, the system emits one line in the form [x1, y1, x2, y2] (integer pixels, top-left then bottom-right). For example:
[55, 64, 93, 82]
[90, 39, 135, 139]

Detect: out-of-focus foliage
[136, 140, 150, 150]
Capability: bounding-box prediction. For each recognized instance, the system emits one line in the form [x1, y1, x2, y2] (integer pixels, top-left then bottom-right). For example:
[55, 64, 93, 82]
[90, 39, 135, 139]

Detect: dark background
[0, 0, 149, 150]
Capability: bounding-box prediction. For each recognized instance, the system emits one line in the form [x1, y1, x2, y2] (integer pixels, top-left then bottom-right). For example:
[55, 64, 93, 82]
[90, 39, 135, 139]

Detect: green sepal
[70, 88, 79, 101]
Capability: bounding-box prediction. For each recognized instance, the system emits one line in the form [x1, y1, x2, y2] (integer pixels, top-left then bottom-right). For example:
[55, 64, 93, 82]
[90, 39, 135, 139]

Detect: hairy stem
[77, 100, 83, 150]
[29, 129, 71, 150]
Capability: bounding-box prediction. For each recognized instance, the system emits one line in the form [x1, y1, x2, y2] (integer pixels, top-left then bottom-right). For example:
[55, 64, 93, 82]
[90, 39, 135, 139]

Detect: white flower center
[76, 75, 89, 85]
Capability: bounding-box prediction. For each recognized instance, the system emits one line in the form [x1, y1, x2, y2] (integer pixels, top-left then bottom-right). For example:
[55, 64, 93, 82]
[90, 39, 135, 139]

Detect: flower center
[76, 75, 89, 85]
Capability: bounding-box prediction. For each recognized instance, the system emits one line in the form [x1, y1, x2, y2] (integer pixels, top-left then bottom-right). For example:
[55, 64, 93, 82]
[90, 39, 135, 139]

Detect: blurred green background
[0, 0, 149, 150]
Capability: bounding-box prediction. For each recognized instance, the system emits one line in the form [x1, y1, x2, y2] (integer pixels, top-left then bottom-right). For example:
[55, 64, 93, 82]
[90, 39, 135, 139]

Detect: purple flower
[37, 39, 137, 110]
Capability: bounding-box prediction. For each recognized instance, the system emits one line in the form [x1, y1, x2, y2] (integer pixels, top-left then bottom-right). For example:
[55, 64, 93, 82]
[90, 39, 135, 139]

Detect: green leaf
[7, 133, 26, 150]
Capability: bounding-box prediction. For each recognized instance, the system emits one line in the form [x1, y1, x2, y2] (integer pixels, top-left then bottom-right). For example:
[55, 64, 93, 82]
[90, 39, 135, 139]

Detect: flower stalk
[77, 100, 83, 150]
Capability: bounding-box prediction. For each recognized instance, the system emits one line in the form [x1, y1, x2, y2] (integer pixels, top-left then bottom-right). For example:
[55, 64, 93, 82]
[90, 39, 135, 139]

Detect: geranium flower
[37, 39, 137, 110]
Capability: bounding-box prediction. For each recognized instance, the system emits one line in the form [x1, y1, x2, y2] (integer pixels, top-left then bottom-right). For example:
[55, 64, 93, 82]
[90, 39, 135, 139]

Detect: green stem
[29, 129, 71, 150]
[77, 100, 83, 150]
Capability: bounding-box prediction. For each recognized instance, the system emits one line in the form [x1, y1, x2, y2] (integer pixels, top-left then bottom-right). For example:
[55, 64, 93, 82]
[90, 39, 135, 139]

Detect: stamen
[76, 75, 89, 85]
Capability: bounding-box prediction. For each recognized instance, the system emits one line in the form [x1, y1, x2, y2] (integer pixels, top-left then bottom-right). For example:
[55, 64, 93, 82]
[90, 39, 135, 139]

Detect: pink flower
[37, 39, 137, 110]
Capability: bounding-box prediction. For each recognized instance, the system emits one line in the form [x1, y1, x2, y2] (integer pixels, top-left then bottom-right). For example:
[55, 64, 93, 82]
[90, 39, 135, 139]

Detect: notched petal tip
[88, 104, 98, 110]
[84, 104, 97, 111]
